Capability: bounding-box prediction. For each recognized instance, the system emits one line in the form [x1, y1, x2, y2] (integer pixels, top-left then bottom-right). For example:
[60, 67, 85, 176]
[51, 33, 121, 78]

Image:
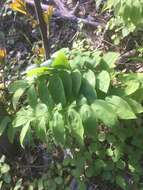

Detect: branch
[25, 0, 101, 27]
[33, 0, 50, 59]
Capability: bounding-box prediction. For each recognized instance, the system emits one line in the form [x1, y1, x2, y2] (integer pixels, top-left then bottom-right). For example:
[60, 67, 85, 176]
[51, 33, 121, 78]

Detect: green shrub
[9, 49, 143, 189]
[104, 0, 143, 44]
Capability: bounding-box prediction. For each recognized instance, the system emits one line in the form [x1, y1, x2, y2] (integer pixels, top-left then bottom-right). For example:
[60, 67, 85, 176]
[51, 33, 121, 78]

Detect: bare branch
[24, 0, 101, 27]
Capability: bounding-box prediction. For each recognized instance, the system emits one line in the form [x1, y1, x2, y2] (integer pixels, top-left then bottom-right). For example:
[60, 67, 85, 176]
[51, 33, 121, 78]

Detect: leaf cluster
[8, 49, 143, 189]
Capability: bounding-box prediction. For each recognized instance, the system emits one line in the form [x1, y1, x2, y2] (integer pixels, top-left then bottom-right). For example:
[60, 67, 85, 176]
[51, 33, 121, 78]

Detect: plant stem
[33, 0, 50, 59]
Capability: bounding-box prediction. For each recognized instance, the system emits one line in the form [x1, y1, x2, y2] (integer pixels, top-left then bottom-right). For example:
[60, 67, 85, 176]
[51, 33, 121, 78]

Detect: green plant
[104, 0, 143, 44]
[0, 155, 11, 189]
[9, 49, 143, 189]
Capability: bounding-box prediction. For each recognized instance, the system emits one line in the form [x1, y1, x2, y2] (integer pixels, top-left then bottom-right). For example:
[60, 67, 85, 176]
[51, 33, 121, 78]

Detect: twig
[33, 0, 50, 59]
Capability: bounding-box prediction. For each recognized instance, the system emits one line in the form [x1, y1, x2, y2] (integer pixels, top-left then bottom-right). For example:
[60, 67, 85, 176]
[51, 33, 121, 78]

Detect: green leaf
[55, 177, 63, 185]
[38, 179, 44, 190]
[71, 70, 82, 97]
[48, 75, 66, 106]
[20, 121, 30, 147]
[13, 179, 23, 190]
[116, 175, 126, 190]
[91, 100, 118, 127]
[106, 148, 114, 157]
[8, 80, 29, 93]
[3, 174, 11, 184]
[12, 88, 26, 110]
[0, 116, 11, 136]
[52, 51, 70, 69]
[124, 80, 140, 95]
[116, 160, 126, 170]
[79, 104, 97, 137]
[83, 69, 96, 88]
[98, 132, 106, 142]
[7, 125, 15, 143]
[27, 67, 50, 77]
[51, 111, 65, 145]
[37, 79, 53, 107]
[106, 95, 137, 119]
[13, 108, 32, 128]
[81, 78, 97, 104]
[124, 98, 143, 114]
[102, 52, 120, 68]
[59, 71, 72, 100]
[37, 117, 47, 141]
[97, 70, 110, 93]
[1, 164, 10, 174]
[27, 85, 38, 109]
[67, 109, 84, 144]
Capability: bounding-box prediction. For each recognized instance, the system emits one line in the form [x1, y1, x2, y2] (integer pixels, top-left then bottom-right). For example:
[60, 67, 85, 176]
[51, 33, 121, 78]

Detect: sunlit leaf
[97, 70, 110, 93]
[106, 95, 137, 119]
[20, 121, 30, 147]
[51, 51, 70, 69]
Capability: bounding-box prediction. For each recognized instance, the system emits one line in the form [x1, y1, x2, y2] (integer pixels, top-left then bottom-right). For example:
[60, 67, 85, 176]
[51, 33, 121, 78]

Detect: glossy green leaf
[106, 95, 137, 119]
[97, 70, 110, 93]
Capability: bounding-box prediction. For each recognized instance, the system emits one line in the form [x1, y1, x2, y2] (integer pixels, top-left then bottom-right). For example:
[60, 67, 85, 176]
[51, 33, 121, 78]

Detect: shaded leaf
[59, 71, 72, 100]
[48, 75, 66, 106]
[71, 70, 82, 97]
[27, 85, 38, 109]
[51, 111, 65, 145]
[67, 109, 84, 144]
[0, 116, 11, 136]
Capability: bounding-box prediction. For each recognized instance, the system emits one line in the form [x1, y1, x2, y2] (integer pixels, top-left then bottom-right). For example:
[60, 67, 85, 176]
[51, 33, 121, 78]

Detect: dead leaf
[9, 0, 27, 15]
